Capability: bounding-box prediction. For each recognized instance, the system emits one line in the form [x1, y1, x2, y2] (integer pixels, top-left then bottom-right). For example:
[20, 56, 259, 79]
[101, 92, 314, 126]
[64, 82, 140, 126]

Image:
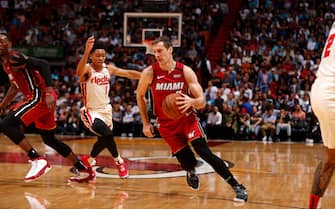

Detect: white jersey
[81, 63, 111, 109]
[317, 21, 335, 78]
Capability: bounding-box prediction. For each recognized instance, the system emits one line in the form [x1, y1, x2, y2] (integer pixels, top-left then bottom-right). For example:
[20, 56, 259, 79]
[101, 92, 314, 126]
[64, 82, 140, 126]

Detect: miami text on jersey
[155, 82, 184, 91]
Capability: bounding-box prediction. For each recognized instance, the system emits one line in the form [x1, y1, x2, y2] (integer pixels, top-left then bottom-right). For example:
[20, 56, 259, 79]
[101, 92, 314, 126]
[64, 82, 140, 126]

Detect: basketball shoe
[70, 155, 96, 175]
[233, 184, 248, 202]
[186, 169, 199, 190]
[24, 157, 52, 182]
[69, 167, 96, 183]
[80, 155, 96, 167]
[115, 159, 129, 178]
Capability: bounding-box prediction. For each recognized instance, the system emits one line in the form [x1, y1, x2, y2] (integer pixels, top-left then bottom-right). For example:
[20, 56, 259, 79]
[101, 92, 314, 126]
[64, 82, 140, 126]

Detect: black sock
[27, 148, 40, 159]
[226, 176, 240, 187]
[74, 160, 87, 171]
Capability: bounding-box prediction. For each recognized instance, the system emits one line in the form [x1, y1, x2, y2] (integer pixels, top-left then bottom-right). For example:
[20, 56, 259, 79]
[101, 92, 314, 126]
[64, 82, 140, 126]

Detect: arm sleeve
[26, 57, 53, 87]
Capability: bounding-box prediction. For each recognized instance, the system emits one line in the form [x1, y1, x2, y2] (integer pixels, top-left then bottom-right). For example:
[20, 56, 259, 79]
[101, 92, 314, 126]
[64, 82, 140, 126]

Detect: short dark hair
[90, 41, 107, 53]
[152, 36, 173, 49]
[0, 32, 10, 41]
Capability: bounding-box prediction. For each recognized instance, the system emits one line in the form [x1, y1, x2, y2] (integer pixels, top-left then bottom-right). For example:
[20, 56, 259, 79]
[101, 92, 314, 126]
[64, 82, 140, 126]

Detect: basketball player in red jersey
[0, 33, 95, 183]
[136, 36, 248, 202]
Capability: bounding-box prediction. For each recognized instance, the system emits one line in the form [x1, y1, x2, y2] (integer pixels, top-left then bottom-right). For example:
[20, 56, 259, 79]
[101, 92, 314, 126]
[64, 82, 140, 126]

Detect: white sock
[114, 156, 123, 164]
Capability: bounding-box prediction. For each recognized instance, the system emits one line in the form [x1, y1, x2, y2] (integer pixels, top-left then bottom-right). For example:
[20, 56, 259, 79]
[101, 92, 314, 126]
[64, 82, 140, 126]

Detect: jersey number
[324, 33, 335, 58]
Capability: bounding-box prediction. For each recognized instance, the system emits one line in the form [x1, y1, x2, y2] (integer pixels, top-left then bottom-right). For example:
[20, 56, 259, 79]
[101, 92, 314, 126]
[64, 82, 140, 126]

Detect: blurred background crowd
[0, 0, 328, 142]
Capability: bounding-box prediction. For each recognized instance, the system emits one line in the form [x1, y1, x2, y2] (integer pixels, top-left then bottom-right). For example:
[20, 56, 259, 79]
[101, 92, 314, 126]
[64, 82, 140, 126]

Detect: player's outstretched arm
[108, 64, 141, 80]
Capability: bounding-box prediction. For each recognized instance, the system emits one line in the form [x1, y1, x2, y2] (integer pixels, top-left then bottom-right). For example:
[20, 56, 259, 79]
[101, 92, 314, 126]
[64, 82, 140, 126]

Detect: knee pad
[175, 146, 197, 170]
[2, 113, 21, 127]
[2, 114, 25, 144]
[40, 130, 72, 157]
[0, 119, 5, 132]
[91, 118, 113, 137]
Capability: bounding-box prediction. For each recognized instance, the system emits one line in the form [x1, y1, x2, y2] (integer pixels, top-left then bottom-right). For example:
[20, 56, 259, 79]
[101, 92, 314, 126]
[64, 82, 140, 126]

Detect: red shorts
[11, 91, 57, 130]
[158, 114, 206, 153]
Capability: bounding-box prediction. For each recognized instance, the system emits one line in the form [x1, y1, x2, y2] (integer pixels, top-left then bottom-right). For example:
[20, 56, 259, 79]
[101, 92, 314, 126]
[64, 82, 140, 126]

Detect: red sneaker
[69, 167, 96, 183]
[80, 155, 96, 167]
[115, 159, 129, 178]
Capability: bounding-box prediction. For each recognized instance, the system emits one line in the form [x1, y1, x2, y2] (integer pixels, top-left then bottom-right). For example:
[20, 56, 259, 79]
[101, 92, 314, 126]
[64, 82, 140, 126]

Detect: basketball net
[143, 40, 154, 55]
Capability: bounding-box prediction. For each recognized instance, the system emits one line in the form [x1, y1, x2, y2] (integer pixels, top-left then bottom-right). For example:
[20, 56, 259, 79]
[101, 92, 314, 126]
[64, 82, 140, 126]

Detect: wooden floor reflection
[0, 134, 332, 209]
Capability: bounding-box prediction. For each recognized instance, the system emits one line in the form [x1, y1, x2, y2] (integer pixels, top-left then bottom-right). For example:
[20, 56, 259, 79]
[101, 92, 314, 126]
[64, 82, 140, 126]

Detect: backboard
[123, 12, 182, 47]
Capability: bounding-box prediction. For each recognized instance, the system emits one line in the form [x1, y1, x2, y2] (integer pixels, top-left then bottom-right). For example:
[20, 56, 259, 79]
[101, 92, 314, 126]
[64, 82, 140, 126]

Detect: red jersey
[151, 61, 195, 123]
[1, 58, 56, 130]
[3, 61, 47, 98]
[151, 62, 205, 153]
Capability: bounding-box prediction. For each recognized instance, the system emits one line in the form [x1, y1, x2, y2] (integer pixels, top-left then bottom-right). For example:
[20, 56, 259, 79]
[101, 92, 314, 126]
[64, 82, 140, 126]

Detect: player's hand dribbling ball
[162, 93, 183, 119]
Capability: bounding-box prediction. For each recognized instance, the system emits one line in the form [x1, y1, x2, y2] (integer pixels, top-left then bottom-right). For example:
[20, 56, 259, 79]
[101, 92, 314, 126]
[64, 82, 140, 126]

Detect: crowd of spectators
[198, 0, 327, 142]
[0, 0, 330, 142]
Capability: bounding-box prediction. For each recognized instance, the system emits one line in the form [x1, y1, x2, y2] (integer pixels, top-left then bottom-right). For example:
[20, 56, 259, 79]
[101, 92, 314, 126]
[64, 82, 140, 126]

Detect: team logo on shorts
[188, 130, 195, 139]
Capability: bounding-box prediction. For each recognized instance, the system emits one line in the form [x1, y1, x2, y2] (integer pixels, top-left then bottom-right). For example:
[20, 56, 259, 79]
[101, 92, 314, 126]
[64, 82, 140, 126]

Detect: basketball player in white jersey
[76, 36, 141, 178]
[309, 21, 335, 209]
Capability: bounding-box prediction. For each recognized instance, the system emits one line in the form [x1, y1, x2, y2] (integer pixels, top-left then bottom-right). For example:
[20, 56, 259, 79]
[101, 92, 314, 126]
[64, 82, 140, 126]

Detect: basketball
[162, 93, 183, 119]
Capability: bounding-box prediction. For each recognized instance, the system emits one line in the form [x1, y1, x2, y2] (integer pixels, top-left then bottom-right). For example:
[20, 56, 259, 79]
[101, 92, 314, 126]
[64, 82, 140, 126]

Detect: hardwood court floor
[0, 134, 332, 209]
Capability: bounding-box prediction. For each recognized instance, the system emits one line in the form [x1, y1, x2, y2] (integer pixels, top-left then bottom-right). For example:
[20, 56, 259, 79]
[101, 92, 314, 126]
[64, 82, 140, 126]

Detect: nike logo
[157, 75, 165, 79]
[188, 130, 195, 139]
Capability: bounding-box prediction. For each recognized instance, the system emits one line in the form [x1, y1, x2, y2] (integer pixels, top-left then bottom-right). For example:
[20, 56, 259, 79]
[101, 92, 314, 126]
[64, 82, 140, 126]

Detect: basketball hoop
[143, 40, 154, 55]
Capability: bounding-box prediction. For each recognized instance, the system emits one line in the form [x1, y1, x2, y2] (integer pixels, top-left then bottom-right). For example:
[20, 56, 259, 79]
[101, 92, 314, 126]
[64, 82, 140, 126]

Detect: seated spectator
[234, 112, 250, 140]
[292, 103, 306, 121]
[66, 114, 81, 135]
[131, 102, 143, 137]
[122, 104, 135, 137]
[198, 103, 212, 130]
[222, 103, 236, 139]
[240, 94, 253, 116]
[261, 104, 277, 143]
[204, 80, 218, 101]
[299, 92, 311, 114]
[289, 103, 309, 141]
[286, 91, 299, 112]
[112, 102, 123, 136]
[213, 90, 224, 113]
[256, 63, 272, 93]
[275, 106, 292, 141]
[226, 92, 236, 107]
[291, 103, 308, 132]
[206, 105, 223, 139]
[250, 105, 262, 140]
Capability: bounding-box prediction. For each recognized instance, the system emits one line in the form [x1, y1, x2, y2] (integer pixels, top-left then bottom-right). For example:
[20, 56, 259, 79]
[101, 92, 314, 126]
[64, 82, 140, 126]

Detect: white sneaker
[262, 136, 267, 143]
[24, 157, 52, 182]
[306, 138, 314, 144]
